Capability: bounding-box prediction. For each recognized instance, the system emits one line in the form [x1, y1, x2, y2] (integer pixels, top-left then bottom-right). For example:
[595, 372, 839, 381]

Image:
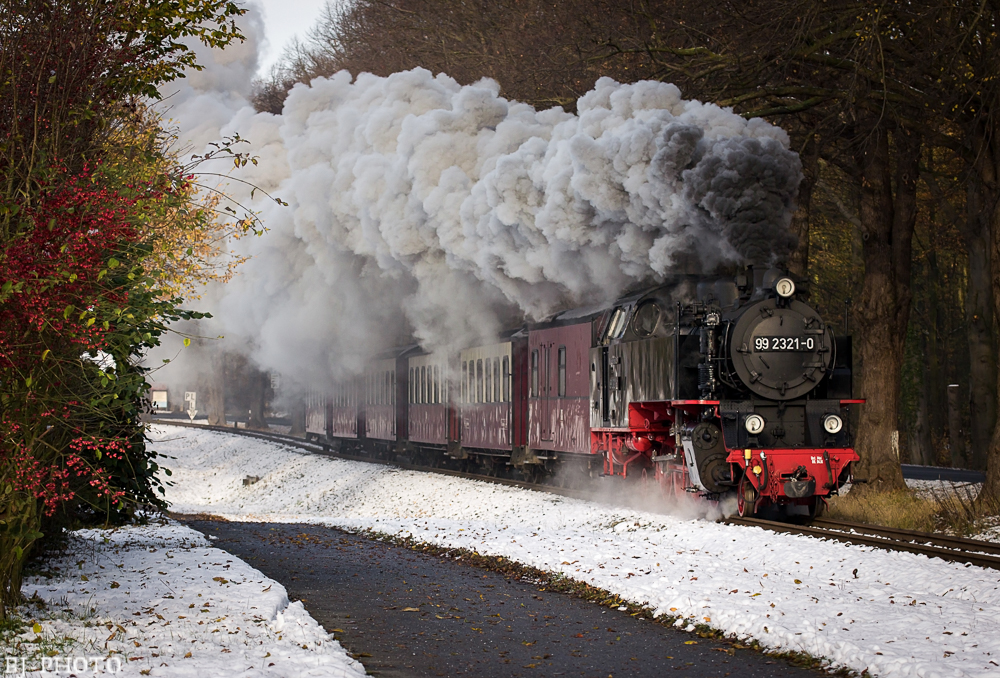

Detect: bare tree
[252, 0, 622, 113]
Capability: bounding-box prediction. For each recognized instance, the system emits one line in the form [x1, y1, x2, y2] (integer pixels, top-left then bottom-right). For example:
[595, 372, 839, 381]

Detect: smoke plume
[155, 9, 801, 389]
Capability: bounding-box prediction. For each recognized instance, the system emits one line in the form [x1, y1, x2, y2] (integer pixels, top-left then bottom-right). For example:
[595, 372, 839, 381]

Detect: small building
[149, 383, 169, 410]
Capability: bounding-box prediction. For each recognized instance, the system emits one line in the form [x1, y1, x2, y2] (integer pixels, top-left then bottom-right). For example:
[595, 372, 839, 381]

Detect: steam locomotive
[306, 267, 859, 517]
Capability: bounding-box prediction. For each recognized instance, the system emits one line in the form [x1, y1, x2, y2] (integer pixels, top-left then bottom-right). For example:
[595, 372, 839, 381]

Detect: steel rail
[810, 518, 1000, 556]
[724, 516, 1000, 571]
[153, 419, 1000, 570]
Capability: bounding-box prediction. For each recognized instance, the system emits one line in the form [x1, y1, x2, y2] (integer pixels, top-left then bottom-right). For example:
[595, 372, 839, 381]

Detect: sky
[253, 0, 333, 74]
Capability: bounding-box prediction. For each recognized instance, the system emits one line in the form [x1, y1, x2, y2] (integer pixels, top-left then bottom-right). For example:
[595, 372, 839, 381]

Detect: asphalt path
[184, 520, 826, 678]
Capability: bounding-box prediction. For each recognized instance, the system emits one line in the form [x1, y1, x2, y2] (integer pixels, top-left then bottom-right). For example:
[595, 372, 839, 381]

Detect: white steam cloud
[155, 5, 801, 390]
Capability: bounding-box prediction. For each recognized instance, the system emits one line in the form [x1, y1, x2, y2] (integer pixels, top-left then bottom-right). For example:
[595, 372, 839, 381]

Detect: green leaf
[183, 337, 191, 347]
[108, 257, 120, 269]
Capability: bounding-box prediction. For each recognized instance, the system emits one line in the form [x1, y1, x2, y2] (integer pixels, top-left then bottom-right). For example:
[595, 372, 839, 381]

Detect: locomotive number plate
[754, 336, 815, 352]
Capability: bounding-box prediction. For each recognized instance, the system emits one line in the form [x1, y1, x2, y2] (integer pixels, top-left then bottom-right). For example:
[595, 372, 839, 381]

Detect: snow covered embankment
[11, 522, 364, 677]
[153, 425, 1000, 678]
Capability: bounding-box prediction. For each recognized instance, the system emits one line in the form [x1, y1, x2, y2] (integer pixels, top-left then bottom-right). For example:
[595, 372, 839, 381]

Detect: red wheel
[737, 475, 757, 517]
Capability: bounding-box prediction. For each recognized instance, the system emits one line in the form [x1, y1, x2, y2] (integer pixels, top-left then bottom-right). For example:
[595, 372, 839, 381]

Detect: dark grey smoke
[683, 135, 801, 266]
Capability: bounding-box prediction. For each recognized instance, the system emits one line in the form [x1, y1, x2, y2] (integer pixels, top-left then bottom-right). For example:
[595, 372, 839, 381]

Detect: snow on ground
[7, 522, 364, 677]
[905, 478, 983, 501]
[147, 424, 1000, 677]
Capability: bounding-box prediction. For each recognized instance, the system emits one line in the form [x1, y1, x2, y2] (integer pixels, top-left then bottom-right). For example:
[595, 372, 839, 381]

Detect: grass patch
[827, 484, 992, 536]
[0, 594, 98, 672]
[826, 489, 939, 531]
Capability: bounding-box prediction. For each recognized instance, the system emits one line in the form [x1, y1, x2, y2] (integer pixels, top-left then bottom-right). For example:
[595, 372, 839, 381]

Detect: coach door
[539, 342, 554, 441]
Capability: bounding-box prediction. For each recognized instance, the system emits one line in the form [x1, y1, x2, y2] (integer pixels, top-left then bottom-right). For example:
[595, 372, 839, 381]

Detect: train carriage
[407, 353, 450, 448]
[329, 380, 360, 439]
[458, 337, 529, 463]
[527, 318, 594, 457]
[364, 358, 397, 443]
[304, 390, 329, 441]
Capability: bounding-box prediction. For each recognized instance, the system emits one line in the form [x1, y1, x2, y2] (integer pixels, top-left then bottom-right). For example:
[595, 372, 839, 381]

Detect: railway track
[153, 418, 1000, 571]
[725, 516, 1000, 571]
[151, 419, 598, 501]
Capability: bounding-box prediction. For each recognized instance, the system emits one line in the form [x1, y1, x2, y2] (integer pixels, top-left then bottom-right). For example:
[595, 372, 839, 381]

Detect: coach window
[531, 349, 539, 397]
[502, 356, 510, 402]
[409, 368, 415, 403]
[558, 346, 567, 397]
[493, 358, 500, 402]
[391, 370, 396, 405]
[460, 362, 467, 403]
[485, 358, 493, 402]
[433, 366, 439, 404]
[475, 359, 483, 403]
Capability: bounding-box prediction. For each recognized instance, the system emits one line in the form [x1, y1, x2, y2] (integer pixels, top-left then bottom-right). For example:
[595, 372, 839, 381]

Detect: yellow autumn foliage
[102, 105, 261, 302]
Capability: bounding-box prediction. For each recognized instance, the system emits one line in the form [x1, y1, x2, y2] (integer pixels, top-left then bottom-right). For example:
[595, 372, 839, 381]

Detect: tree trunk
[204, 348, 227, 426]
[851, 127, 919, 493]
[924, 241, 947, 441]
[912, 326, 935, 465]
[964, 177, 997, 471]
[978, 123, 1000, 510]
[787, 136, 818, 277]
[247, 370, 270, 431]
[947, 384, 967, 467]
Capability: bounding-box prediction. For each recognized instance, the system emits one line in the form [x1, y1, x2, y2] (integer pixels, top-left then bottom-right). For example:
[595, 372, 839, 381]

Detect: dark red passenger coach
[527, 317, 594, 457]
